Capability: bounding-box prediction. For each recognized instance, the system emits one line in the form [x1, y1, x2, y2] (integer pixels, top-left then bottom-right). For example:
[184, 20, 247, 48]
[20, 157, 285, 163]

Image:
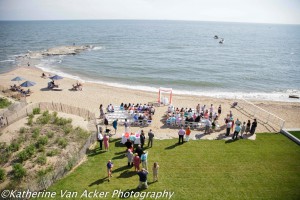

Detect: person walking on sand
[250, 119, 257, 135]
[99, 104, 104, 119]
[232, 123, 241, 140]
[124, 119, 130, 132]
[106, 160, 113, 182]
[185, 126, 191, 141]
[148, 129, 154, 147]
[137, 168, 149, 189]
[133, 153, 141, 172]
[178, 127, 185, 144]
[103, 133, 110, 151]
[218, 105, 222, 116]
[152, 162, 159, 182]
[140, 130, 146, 148]
[112, 119, 118, 134]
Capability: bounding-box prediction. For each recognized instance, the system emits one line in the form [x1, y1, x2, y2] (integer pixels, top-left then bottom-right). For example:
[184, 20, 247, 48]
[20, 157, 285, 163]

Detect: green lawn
[41, 133, 300, 200]
[289, 131, 300, 140]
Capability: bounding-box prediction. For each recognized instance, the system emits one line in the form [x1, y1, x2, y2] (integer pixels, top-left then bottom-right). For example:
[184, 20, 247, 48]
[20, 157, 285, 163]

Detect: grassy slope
[42, 134, 300, 200]
[289, 131, 300, 140]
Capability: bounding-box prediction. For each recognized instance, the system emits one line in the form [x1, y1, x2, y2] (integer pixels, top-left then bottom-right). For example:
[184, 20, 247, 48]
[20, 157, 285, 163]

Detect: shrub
[46, 149, 59, 157]
[0, 98, 12, 108]
[52, 111, 58, 117]
[63, 124, 72, 135]
[19, 127, 26, 134]
[28, 113, 34, 119]
[37, 165, 53, 178]
[32, 108, 41, 115]
[0, 168, 6, 182]
[0, 151, 11, 164]
[12, 163, 26, 180]
[54, 117, 72, 126]
[46, 131, 54, 138]
[37, 111, 51, 124]
[65, 158, 76, 171]
[74, 127, 89, 140]
[57, 138, 68, 148]
[8, 141, 20, 152]
[17, 144, 35, 162]
[36, 136, 48, 149]
[27, 118, 33, 126]
[36, 154, 47, 165]
[32, 128, 40, 139]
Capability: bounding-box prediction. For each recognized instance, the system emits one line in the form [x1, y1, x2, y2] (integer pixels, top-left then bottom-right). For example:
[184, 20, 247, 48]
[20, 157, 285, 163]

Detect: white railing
[236, 98, 285, 131]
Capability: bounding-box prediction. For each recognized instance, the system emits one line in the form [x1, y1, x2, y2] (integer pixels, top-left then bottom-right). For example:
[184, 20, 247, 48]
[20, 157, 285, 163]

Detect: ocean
[0, 20, 299, 101]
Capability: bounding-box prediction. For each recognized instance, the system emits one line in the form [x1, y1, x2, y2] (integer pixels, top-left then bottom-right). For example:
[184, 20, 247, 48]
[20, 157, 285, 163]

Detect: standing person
[225, 119, 232, 136]
[250, 119, 257, 135]
[245, 120, 251, 134]
[232, 123, 241, 140]
[99, 104, 104, 119]
[141, 151, 148, 170]
[240, 122, 246, 138]
[106, 160, 113, 182]
[112, 119, 118, 134]
[97, 126, 104, 150]
[135, 144, 143, 158]
[185, 126, 191, 141]
[204, 119, 211, 134]
[218, 105, 222, 116]
[124, 119, 130, 132]
[137, 168, 149, 189]
[125, 139, 133, 152]
[125, 149, 134, 167]
[178, 127, 185, 144]
[152, 162, 159, 182]
[104, 115, 109, 129]
[103, 133, 110, 151]
[140, 130, 146, 148]
[133, 153, 140, 172]
[148, 129, 154, 148]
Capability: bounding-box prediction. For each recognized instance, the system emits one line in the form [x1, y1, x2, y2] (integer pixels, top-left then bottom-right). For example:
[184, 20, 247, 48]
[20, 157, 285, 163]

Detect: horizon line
[0, 19, 299, 26]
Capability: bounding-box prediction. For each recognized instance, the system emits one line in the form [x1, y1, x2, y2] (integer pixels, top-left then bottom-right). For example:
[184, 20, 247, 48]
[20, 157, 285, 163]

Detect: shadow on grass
[165, 143, 179, 150]
[113, 165, 130, 173]
[119, 186, 154, 199]
[87, 148, 106, 157]
[117, 170, 137, 178]
[115, 151, 126, 155]
[88, 177, 107, 186]
[225, 139, 238, 144]
[112, 154, 125, 160]
[115, 141, 125, 148]
[110, 138, 121, 143]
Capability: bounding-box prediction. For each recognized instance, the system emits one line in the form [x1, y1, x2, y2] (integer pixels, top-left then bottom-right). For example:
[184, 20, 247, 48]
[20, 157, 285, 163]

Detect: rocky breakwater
[16, 45, 93, 64]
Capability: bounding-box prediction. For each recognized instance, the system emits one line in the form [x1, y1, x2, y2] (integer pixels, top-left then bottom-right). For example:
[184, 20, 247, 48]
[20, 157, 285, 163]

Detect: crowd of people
[10, 84, 32, 96]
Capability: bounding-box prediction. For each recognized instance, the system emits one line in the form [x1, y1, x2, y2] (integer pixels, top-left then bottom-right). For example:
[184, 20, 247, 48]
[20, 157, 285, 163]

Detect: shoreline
[1, 66, 300, 139]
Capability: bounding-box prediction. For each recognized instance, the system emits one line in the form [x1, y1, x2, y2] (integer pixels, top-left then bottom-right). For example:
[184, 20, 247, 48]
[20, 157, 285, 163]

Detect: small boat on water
[289, 95, 299, 99]
[219, 38, 224, 44]
[214, 35, 219, 39]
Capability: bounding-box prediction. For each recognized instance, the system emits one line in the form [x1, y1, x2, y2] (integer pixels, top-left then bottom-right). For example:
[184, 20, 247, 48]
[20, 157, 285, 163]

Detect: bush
[0, 151, 11, 164]
[32, 108, 41, 115]
[46, 131, 54, 138]
[37, 165, 53, 178]
[17, 144, 35, 162]
[36, 136, 48, 149]
[32, 128, 40, 139]
[36, 154, 47, 165]
[52, 111, 58, 117]
[54, 117, 72, 126]
[28, 113, 34, 119]
[19, 127, 26, 134]
[0, 98, 12, 109]
[74, 127, 89, 140]
[12, 163, 26, 180]
[27, 118, 33, 126]
[46, 149, 59, 157]
[37, 111, 51, 124]
[8, 141, 20, 152]
[57, 138, 68, 148]
[63, 124, 72, 135]
[0, 168, 6, 182]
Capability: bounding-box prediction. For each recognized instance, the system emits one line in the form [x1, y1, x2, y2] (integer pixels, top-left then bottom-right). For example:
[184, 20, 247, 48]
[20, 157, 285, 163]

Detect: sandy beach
[1, 66, 300, 140]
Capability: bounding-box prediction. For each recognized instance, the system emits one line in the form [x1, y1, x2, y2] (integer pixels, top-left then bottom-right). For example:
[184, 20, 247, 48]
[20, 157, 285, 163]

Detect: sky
[0, 0, 300, 24]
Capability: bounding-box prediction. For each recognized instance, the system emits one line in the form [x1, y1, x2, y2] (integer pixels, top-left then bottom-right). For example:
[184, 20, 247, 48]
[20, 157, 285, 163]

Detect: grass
[0, 97, 12, 109]
[41, 134, 300, 200]
[289, 131, 300, 140]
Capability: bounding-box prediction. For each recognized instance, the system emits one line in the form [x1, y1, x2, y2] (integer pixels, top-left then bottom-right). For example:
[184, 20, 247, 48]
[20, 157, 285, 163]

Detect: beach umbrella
[50, 75, 63, 80]
[20, 81, 36, 87]
[11, 76, 25, 84]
